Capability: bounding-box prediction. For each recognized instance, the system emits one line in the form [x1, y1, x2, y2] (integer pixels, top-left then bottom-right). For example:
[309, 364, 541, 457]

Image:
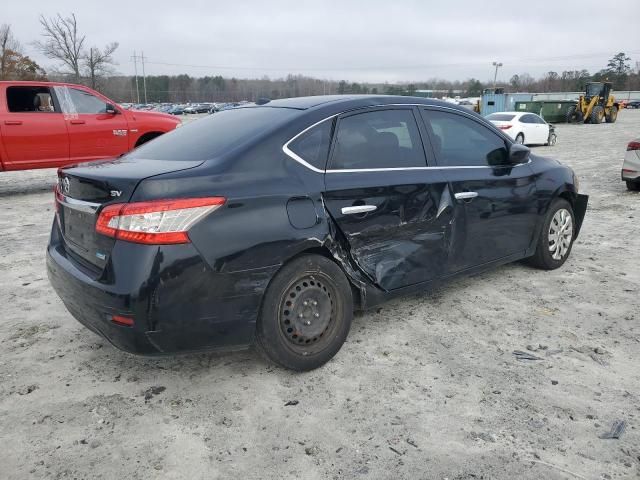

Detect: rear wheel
[527, 199, 575, 270]
[627, 181, 640, 191]
[590, 105, 604, 124]
[566, 105, 583, 123]
[515, 133, 525, 145]
[256, 255, 353, 371]
[605, 106, 618, 123]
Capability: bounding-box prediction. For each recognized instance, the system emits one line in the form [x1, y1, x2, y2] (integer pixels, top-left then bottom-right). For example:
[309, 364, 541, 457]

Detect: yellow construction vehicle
[567, 81, 619, 124]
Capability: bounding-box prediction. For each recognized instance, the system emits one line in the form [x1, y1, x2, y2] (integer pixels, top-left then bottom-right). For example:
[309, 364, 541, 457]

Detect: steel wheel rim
[548, 208, 573, 260]
[279, 274, 337, 353]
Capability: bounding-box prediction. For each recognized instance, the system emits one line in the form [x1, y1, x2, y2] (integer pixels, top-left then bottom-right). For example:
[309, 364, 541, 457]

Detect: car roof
[260, 94, 468, 112]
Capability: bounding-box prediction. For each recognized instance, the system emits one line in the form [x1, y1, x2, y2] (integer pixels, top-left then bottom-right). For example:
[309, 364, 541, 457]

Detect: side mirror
[509, 143, 530, 164]
[105, 103, 118, 114]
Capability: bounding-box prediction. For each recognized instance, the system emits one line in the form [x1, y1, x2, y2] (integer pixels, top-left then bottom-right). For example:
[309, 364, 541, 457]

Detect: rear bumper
[47, 220, 276, 355]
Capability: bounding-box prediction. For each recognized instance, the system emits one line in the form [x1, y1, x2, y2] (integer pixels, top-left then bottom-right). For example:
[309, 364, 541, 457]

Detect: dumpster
[515, 100, 578, 123]
[515, 101, 543, 115]
[539, 101, 578, 123]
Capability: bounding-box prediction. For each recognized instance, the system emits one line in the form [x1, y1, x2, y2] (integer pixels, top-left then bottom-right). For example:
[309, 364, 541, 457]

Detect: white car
[486, 112, 552, 146]
[622, 138, 640, 191]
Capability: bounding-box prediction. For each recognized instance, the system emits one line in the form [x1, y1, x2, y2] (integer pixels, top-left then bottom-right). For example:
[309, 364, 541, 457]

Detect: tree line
[1, 14, 639, 103]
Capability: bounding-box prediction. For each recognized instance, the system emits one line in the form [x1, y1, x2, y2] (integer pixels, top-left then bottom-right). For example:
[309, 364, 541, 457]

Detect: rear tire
[590, 105, 604, 124]
[527, 199, 575, 270]
[515, 133, 525, 145]
[605, 106, 618, 123]
[566, 105, 583, 123]
[627, 181, 640, 191]
[256, 255, 353, 371]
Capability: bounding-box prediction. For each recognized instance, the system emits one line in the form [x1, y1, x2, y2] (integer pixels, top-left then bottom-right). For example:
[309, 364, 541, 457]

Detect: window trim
[327, 106, 429, 172]
[281, 104, 525, 174]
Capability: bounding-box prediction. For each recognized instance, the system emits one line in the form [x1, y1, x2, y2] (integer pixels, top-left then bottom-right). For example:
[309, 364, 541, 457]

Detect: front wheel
[605, 106, 618, 123]
[546, 133, 557, 146]
[590, 105, 604, 124]
[256, 255, 353, 371]
[527, 199, 575, 270]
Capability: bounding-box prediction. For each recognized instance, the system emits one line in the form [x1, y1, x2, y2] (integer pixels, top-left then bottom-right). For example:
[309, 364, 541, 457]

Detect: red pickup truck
[0, 81, 180, 171]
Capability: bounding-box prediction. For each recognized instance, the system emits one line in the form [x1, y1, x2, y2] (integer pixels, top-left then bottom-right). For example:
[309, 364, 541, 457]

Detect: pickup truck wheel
[256, 255, 353, 371]
[527, 199, 575, 270]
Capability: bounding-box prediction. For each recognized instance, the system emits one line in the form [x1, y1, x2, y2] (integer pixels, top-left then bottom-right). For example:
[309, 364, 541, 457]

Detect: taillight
[627, 141, 640, 151]
[498, 124, 512, 130]
[96, 197, 225, 244]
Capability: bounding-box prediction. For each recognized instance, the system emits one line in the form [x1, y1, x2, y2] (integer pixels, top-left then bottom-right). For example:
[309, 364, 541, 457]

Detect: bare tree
[1, 24, 20, 80]
[35, 13, 85, 82]
[84, 42, 118, 89]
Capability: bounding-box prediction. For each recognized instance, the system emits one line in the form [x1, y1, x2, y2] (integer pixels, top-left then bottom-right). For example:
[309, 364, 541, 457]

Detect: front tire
[256, 255, 353, 371]
[605, 106, 618, 123]
[590, 105, 604, 124]
[527, 199, 575, 270]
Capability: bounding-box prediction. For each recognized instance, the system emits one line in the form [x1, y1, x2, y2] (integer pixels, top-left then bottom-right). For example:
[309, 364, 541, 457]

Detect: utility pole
[141, 51, 148, 104]
[492, 61, 503, 89]
[132, 50, 140, 104]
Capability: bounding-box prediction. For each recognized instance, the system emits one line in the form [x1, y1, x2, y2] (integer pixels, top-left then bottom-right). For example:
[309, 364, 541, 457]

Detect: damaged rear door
[322, 106, 456, 291]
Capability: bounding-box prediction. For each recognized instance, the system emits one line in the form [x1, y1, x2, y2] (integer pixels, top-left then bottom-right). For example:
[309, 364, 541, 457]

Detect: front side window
[330, 109, 426, 170]
[287, 118, 333, 170]
[6, 86, 57, 113]
[67, 88, 109, 114]
[424, 109, 509, 167]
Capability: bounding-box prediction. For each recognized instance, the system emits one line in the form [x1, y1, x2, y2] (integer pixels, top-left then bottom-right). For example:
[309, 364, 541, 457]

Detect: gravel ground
[0, 110, 638, 480]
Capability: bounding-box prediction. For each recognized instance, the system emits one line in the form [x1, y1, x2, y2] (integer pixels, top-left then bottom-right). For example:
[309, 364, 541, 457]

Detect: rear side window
[520, 114, 536, 124]
[6, 86, 57, 113]
[486, 113, 515, 121]
[423, 109, 509, 167]
[287, 118, 333, 170]
[129, 107, 298, 161]
[330, 109, 426, 170]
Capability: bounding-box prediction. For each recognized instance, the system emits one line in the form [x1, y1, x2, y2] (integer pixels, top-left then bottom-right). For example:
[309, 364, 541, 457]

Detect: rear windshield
[128, 107, 298, 161]
[486, 113, 515, 121]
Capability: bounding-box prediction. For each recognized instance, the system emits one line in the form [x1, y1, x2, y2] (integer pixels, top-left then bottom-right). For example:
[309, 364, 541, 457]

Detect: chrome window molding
[281, 103, 526, 174]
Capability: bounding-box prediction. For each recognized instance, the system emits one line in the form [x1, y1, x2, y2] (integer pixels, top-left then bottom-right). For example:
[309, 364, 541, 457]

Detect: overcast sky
[5, 0, 640, 83]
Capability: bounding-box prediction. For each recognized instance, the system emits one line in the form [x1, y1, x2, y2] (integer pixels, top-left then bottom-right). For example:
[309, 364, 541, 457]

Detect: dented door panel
[323, 170, 456, 291]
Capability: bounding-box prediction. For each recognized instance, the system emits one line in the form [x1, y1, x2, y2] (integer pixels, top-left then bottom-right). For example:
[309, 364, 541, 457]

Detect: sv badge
[110, 190, 122, 197]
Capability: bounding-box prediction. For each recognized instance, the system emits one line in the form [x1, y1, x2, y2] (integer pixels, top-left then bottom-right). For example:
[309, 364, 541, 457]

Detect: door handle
[4, 120, 22, 125]
[454, 191, 478, 201]
[341, 205, 377, 215]
[70, 119, 86, 125]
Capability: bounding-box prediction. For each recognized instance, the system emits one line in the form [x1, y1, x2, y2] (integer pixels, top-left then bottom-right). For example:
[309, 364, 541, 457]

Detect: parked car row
[120, 101, 251, 115]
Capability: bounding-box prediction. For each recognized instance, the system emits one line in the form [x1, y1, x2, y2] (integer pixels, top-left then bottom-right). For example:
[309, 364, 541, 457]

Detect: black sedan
[47, 95, 588, 371]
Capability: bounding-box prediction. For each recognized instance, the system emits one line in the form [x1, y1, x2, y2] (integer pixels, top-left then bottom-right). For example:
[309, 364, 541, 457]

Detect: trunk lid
[56, 157, 203, 273]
